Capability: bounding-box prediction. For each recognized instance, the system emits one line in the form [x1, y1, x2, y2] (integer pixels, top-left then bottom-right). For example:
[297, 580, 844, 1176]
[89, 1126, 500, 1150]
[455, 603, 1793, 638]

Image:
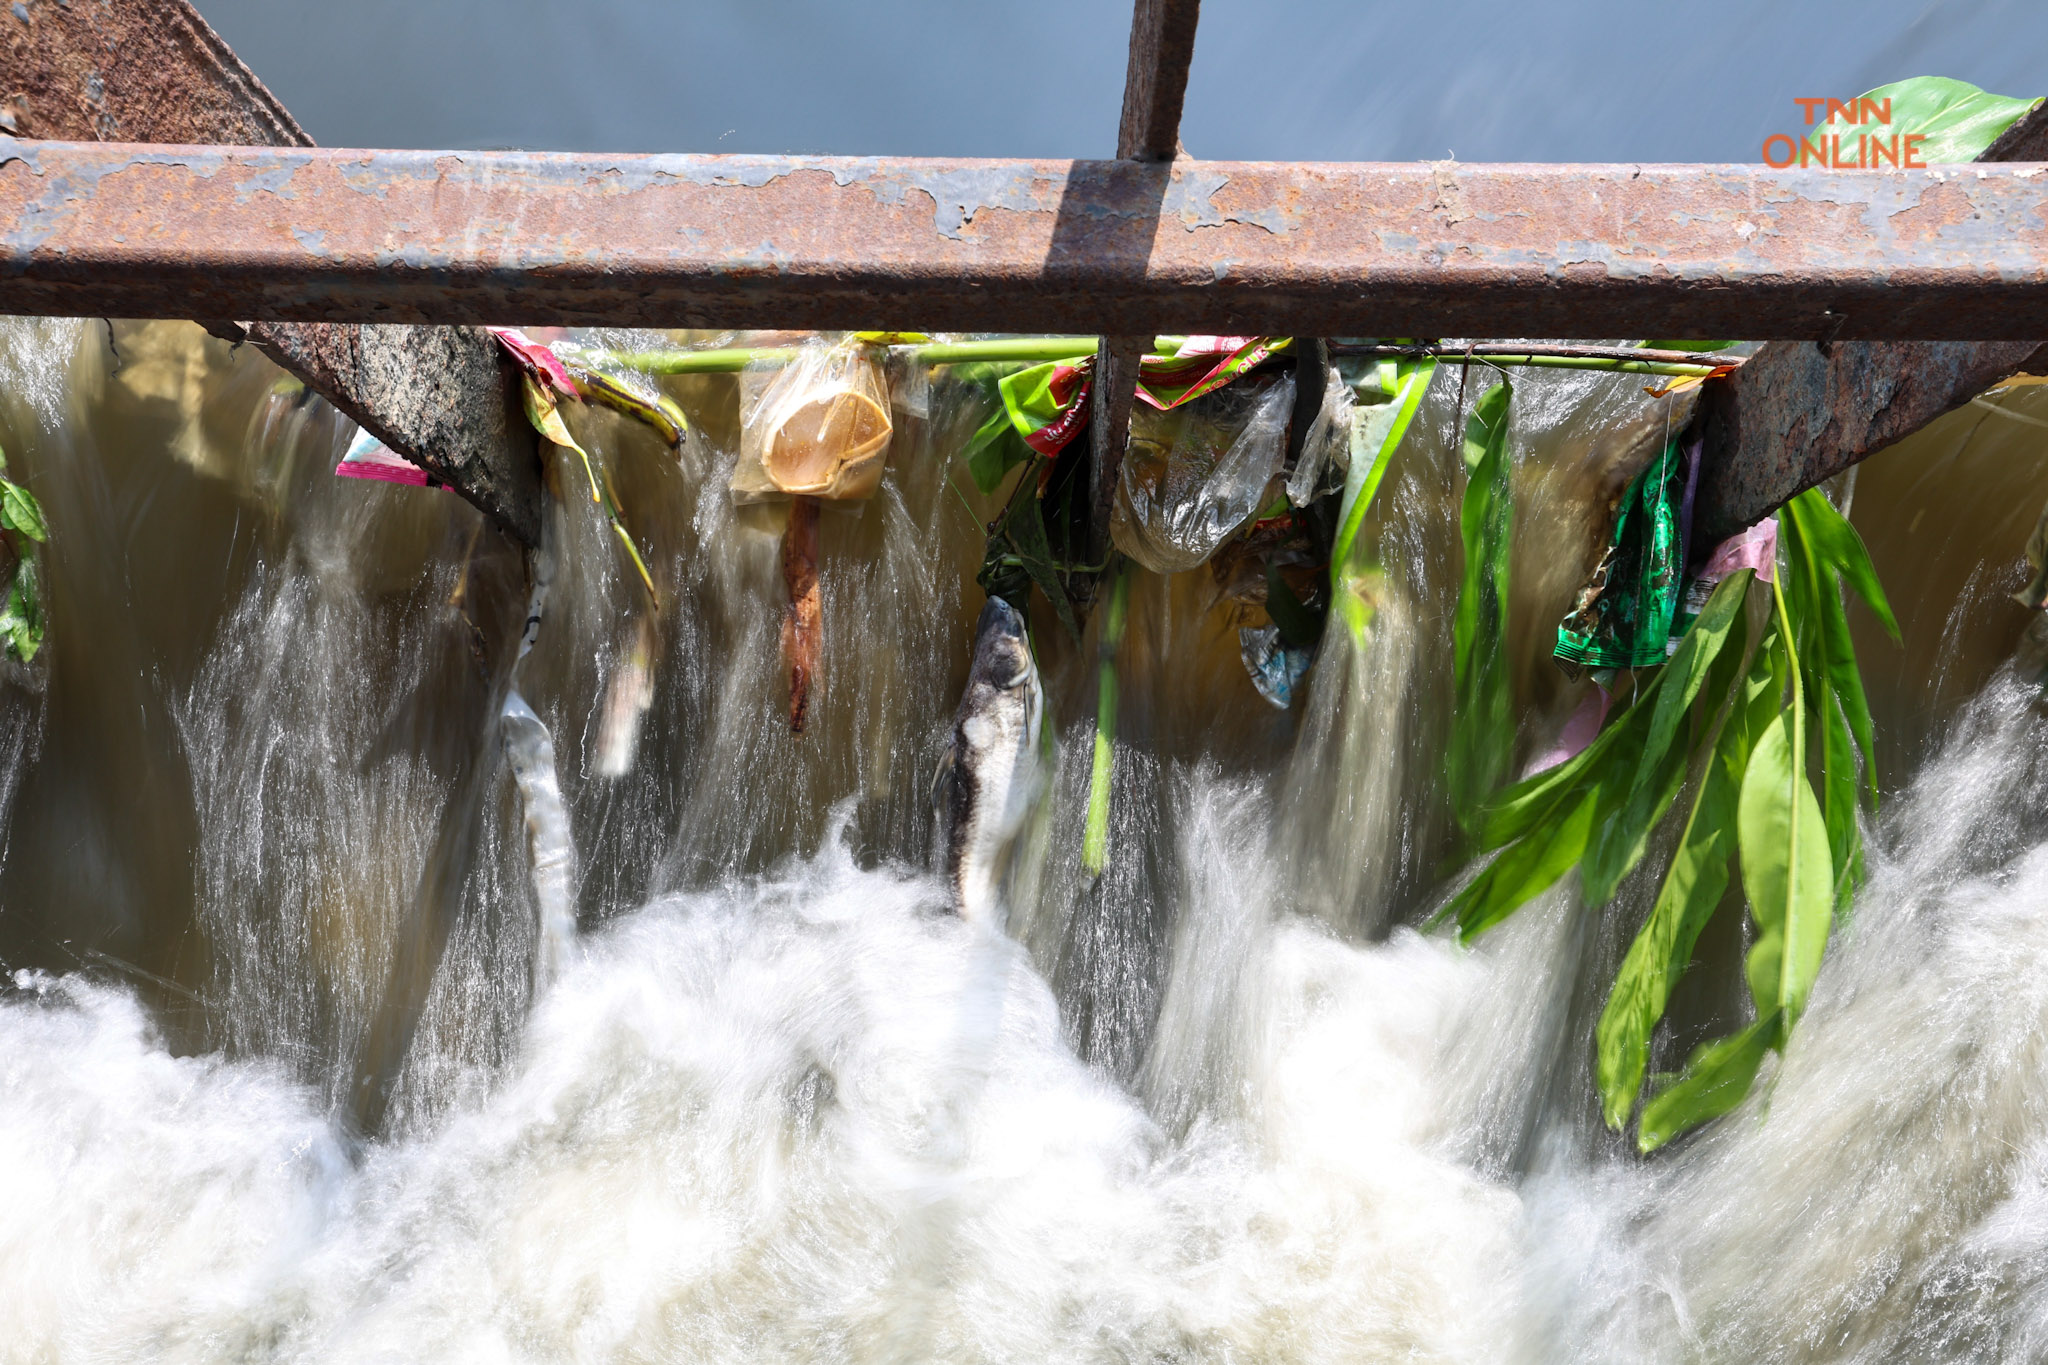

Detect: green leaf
[1580, 572, 1750, 904]
[1637, 1014, 1780, 1152]
[0, 553, 43, 663]
[1448, 381, 1515, 823]
[0, 477, 46, 543]
[1808, 77, 2041, 166]
[1471, 683, 1660, 850]
[1738, 707, 1835, 1022]
[964, 409, 1032, 496]
[1443, 783, 1601, 941]
[1643, 340, 1735, 353]
[1331, 357, 1435, 590]
[1596, 686, 1745, 1129]
[1785, 488, 1897, 642]
[991, 483, 1081, 647]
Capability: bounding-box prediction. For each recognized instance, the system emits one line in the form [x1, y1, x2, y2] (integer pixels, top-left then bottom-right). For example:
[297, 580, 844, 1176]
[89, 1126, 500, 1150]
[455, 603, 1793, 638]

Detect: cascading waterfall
[6, 317, 2048, 1360]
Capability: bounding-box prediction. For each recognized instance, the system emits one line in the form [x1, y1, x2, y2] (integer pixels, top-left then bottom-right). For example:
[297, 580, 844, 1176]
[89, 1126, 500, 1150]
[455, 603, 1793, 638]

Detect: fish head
[966, 597, 1040, 695]
[968, 597, 1042, 722]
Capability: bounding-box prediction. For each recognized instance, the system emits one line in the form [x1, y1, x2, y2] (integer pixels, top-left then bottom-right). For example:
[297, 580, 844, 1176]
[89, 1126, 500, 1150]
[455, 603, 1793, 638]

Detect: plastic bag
[1285, 359, 1353, 507]
[730, 338, 893, 503]
[1553, 432, 1694, 674]
[1111, 371, 1295, 574]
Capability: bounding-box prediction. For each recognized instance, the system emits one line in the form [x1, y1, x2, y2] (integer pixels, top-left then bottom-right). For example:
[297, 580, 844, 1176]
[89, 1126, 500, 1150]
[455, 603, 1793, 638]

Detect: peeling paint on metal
[3, 144, 2048, 338]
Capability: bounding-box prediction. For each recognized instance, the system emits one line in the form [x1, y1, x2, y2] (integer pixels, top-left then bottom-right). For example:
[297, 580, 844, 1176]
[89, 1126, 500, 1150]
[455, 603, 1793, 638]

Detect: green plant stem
[1082, 563, 1132, 878]
[594, 338, 1735, 379]
[610, 336, 1174, 374]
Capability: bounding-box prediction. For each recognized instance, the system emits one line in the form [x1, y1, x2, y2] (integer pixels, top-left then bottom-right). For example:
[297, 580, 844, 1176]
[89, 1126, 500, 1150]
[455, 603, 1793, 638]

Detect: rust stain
[1, 146, 2047, 339]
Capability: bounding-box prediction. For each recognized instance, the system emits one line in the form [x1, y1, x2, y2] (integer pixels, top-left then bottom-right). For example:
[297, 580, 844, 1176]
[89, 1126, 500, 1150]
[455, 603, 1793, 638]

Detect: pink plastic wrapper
[1523, 684, 1611, 777]
[334, 427, 431, 487]
[1699, 517, 1778, 586]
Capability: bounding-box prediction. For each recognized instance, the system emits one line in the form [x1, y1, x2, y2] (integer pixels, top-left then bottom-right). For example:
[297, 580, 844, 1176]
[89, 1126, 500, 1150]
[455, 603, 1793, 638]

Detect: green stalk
[1484, 354, 1723, 378]
[609, 336, 1183, 374]
[1082, 563, 1132, 878]
[599, 339, 1728, 379]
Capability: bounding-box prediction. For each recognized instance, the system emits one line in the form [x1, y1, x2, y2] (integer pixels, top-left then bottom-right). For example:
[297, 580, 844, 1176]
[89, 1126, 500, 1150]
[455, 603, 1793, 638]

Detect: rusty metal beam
[4, 144, 2048, 341]
[1117, 0, 1200, 161]
[1094, 0, 1200, 567]
[0, 0, 304, 143]
[1695, 100, 2048, 542]
[0, 1, 542, 544]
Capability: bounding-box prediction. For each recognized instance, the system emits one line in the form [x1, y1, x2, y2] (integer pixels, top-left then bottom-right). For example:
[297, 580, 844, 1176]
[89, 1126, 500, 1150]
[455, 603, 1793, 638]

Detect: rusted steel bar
[1694, 100, 2048, 543]
[4, 144, 2048, 340]
[1117, 0, 1200, 161]
[1094, 0, 1200, 570]
[0, 1, 543, 545]
[0, 0, 304, 143]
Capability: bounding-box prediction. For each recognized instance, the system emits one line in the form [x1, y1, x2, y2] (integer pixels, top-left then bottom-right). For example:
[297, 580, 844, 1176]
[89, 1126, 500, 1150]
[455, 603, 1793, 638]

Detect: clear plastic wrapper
[730, 338, 893, 503]
[1285, 360, 1354, 507]
[1111, 371, 1294, 574]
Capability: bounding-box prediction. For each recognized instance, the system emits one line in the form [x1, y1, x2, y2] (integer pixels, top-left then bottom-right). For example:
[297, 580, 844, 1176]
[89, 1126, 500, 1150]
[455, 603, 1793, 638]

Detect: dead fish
[936, 597, 1045, 925]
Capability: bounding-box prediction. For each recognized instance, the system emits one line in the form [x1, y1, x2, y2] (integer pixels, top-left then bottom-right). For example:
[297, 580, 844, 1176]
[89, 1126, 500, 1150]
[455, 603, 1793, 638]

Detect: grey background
[191, 0, 2048, 162]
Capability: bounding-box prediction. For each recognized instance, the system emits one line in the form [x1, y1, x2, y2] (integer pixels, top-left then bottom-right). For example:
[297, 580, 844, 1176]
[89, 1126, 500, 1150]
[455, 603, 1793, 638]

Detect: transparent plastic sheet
[730, 337, 893, 504]
[1111, 371, 1295, 574]
[1285, 361, 1354, 508]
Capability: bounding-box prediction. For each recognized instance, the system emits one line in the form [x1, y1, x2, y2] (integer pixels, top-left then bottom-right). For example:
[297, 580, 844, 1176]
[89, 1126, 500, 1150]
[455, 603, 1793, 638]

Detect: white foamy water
[17, 668, 2048, 1361]
[11, 321, 2048, 1362]
[0, 798, 1550, 1363]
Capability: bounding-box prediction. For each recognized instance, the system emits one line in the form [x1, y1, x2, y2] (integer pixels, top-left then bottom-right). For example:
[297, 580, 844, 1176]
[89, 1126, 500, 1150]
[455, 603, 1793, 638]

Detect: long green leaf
[1473, 679, 1660, 850]
[1331, 357, 1435, 591]
[1786, 487, 1898, 641]
[1597, 731, 1739, 1128]
[1738, 706, 1835, 1022]
[1445, 784, 1601, 940]
[1596, 611, 1771, 1129]
[1449, 381, 1515, 823]
[1637, 1013, 1781, 1153]
[1082, 564, 1130, 877]
[1580, 572, 1750, 903]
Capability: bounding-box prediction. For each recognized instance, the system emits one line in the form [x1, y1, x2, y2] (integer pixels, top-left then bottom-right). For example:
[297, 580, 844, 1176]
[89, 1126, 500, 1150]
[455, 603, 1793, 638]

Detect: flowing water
[7, 319, 2048, 1360]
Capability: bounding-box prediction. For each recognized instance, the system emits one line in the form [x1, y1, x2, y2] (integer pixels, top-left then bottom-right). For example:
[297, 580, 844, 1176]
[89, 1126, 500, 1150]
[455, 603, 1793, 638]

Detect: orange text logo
[1762, 99, 1927, 169]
